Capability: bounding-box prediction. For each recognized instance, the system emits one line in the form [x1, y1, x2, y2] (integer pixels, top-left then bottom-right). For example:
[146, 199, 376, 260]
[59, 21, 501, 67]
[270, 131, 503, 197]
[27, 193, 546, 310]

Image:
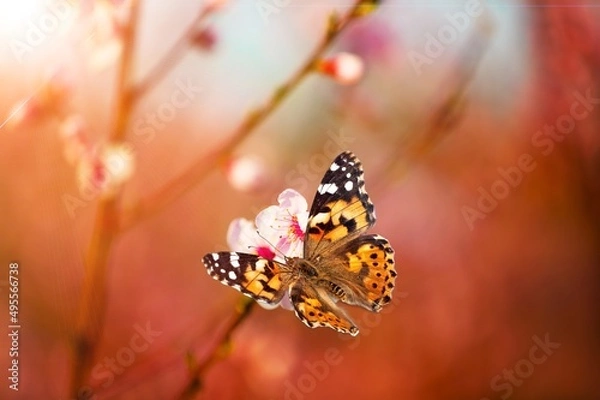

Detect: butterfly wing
[289, 280, 359, 336]
[202, 252, 288, 306]
[330, 234, 397, 312]
[304, 151, 376, 259]
[303, 152, 397, 313]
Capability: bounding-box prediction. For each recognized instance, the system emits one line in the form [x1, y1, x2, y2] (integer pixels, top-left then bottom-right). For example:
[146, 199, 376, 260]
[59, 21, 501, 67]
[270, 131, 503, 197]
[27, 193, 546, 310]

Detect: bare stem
[177, 298, 255, 400]
[69, 1, 141, 398]
[119, 0, 370, 231]
[379, 11, 493, 182]
[130, 6, 213, 103]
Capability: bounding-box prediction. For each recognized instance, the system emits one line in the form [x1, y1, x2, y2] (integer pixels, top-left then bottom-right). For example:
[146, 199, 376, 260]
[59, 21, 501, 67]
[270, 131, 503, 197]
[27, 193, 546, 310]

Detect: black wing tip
[334, 151, 360, 164]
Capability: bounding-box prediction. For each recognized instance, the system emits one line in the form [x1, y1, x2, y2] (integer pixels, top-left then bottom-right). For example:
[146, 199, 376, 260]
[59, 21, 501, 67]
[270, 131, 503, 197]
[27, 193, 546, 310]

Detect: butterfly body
[203, 152, 397, 336]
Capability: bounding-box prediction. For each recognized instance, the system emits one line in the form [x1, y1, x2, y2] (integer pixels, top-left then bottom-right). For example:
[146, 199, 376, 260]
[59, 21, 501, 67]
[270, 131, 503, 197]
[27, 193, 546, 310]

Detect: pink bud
[77, 152, 107, 198]
[76, 144, 134, 198]
[86, 1, 123, 70]
[318, 52, 365, 85]
[101, 144, 135, 187]
[256, 246, 276, 260]
[43, 67, 75, 109]
[191, 27, 217, 51]
[3, 98, 42, 129]
[59, 115, 90, 165]
[226, 155, 268, 193]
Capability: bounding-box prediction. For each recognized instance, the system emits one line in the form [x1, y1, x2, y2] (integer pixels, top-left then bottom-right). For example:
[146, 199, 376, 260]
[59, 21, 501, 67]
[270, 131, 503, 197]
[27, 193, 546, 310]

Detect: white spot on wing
[330, 162, 340, 171]
[311, 212, 330, 224]
[318, 183, 338, 195]
[228, 271, 237, 280]
[211, 253, 219, 261]
[344, 181, 353, 191]
[256, 260, 267, 272]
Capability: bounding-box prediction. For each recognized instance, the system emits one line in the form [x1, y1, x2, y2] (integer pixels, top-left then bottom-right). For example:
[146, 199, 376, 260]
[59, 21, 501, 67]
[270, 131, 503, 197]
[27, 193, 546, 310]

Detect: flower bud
[76, 143, 134, 198]
[226, 155, 268, 193]
[191, 27, 217, 51]
[59, 115, 90, 165]
[317, 52, 365, 85]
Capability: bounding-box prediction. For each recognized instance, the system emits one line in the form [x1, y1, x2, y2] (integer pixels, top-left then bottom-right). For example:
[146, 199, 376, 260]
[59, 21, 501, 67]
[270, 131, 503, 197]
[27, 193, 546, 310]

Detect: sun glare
[0, 1, 46, 36]
[0, 0, 78, 40]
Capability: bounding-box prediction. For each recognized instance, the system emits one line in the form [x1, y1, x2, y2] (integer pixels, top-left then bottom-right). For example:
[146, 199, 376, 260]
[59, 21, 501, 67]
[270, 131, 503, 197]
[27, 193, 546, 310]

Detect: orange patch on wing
[345, 239, 396, 309]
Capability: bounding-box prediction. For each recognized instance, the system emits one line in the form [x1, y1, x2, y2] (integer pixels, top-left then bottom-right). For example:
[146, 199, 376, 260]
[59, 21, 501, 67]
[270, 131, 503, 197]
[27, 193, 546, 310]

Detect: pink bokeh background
[0, 1, 599, 399]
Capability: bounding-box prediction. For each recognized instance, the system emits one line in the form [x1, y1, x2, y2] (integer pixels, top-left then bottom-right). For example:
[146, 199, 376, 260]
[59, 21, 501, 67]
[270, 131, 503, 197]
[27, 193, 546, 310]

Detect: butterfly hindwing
[334, 234, 397, 312]
[289, 280, 359, 336]
[305, 151, 376, 258]
[202, 252, 287, 305]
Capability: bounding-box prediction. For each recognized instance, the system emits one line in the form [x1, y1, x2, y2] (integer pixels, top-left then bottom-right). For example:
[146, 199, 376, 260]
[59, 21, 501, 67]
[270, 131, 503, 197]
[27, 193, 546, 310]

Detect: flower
[76, 143, 135, 199]
[255, 189, 308, 258]
[225, 154, 268, 193]
[101, 143, 135, 187]
[5, 67, 75, 129]
[3, 98, 42, 129]
[227, 218, 276, 260]
[317, 52, 365, 85]
[226, 189, 309, 310]
[85, 1, 123, 70]
[59, 115, 90, 164]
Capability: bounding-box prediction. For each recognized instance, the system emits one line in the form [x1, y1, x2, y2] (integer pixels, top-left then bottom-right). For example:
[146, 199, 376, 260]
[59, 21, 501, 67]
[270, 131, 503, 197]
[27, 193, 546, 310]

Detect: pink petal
[227, 218, 260, 252]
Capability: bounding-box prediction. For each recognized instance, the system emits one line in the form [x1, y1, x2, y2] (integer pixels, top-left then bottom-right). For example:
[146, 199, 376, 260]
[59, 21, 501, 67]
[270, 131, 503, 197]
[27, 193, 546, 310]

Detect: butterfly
[202, 151, 396, 336]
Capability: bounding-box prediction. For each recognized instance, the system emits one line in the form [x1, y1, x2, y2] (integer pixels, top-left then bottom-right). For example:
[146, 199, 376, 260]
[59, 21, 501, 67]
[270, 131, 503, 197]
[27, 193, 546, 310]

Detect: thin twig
[69, 1, 141, 398]
[177, 298, 255, 400]
[119, 0, 372, 231]
[130, 6, 213, 103]
[378, 9, 494, 184]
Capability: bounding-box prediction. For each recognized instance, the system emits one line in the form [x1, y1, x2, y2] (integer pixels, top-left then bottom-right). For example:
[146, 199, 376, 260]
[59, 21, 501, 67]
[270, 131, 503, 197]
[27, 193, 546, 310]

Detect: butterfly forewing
[304, 151, 376, 258]
[202, 252, 287, 305]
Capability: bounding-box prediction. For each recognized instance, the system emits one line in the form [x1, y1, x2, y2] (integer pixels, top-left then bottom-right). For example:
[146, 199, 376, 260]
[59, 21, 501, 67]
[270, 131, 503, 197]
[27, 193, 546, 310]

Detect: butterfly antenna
[253, 229, 287, 260]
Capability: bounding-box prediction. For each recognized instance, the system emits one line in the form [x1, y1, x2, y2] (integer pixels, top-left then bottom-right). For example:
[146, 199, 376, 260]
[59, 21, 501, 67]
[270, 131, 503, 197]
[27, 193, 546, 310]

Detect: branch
[119, 0, 373, 231]
[69, 1, 141, 398]
[130, 6, 214, 103]
[177, 298, 255, 400]
[378, 9, 494, 183]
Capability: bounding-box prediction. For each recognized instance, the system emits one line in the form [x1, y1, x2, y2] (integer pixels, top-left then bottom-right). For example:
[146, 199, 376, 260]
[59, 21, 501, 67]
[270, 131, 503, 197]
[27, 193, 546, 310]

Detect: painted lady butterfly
[202, 151, 396, 336]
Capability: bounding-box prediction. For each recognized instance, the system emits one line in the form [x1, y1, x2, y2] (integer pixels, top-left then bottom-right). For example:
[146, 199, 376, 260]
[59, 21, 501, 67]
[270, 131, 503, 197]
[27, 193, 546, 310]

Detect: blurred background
[0, 0, 599, 399]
